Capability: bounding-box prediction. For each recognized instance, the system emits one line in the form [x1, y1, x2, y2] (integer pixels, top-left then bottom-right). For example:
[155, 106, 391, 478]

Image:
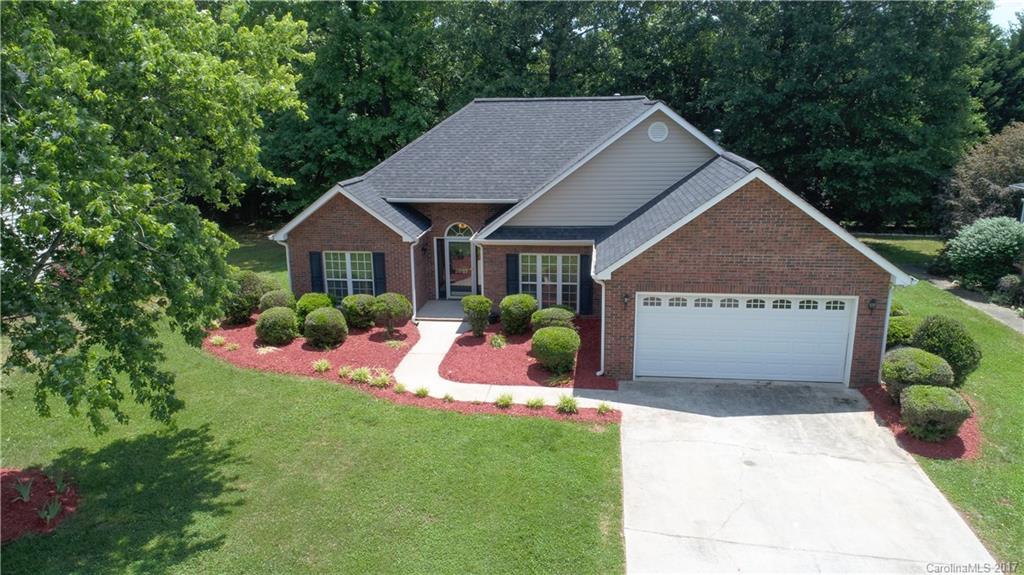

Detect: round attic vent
[648, 121, 669, 142]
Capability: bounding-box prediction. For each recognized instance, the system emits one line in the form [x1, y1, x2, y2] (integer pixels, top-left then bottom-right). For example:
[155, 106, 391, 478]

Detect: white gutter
[591, 246, 606, 376]
[475, 239, 595, 246]
[275, 240, 292, 293]
[385, 198, 519, 204]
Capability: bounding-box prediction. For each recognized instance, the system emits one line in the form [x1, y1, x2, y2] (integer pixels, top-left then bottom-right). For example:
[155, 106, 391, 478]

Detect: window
[519, 254, 580, 311]
[694, 297, 713, 308]
[746, 298, 765, 309]
[445, 222, 473, 237]
[642, 296, 662, 307]
[772, 299, 792, 310]
[324, 252, 374, 299]
[826, 300, 846, 311]
[668, 297, 687, 307]
[720, 298, 739, 309]
[798, 299, 819, 310]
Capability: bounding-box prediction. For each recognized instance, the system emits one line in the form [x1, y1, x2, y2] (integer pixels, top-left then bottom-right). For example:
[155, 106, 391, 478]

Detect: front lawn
[858, 234, 944, 271]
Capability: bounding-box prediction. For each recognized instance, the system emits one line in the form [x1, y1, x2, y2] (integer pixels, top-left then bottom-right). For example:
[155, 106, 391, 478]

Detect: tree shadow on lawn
[2, 425, 244, 575]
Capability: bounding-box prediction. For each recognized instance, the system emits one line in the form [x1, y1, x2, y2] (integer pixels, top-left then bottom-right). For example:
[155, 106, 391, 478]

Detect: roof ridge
[719, 150, 759, 172]
[472, 96, 651, 103]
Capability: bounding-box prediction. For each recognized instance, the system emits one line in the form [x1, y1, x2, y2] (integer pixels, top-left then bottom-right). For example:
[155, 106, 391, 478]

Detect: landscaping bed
[860, 385, 981, 460]
[1, 468, 79, 542]
[438, 318, 617, 389]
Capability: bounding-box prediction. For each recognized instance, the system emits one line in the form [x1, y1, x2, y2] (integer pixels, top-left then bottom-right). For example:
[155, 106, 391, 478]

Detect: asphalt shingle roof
[485, 226, 610, 242]
[594, 154, 758, 273]
[340, 178, 430, 238]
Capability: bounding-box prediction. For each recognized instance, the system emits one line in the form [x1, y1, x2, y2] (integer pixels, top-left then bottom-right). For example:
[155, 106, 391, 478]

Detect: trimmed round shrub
[911, 315, 982, 386]
[945, 216, 1024, 289]
[531, 326, 581, 374]
[900, 385, 971, 442]
[462, 295, 493, 337]
[255, 306, 298, 345]
[886, 315, 919, 349]
[259, 289, 296, 311]
[374, 292, 413, 337]
[258, 274, 281, 294]
[530, 307, 575, 331]
[304, 307, 348, 347]
[889, 302, 909, 317]
[881, 347, 954, 402]
[223, 270, 274, 324]
[500, 294, 538, 335]
[296, 292, 333, 323]
[340, 294, 377, 329]
[991, 274, 1023, 307]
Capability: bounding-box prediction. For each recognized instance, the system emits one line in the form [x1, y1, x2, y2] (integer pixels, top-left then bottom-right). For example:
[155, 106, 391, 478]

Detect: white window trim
[323, 251, 374, 298]
[519, 253, 580, 311]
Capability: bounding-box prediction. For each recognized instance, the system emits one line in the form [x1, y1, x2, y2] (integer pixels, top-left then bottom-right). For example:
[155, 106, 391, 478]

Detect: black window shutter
[372, 252, 386, 295]
[435, 238, 446, 299]
[506, 253, 519, 295]
[579, 254, 594, 315]
[309, 251, 324, 292]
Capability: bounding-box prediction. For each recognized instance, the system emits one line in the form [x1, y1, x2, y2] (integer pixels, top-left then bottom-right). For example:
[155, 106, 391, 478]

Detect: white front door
[633, 293, 857, 384]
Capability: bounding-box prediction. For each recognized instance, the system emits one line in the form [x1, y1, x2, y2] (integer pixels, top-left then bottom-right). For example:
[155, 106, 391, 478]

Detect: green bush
[911, 315, 982, 386]
[223, 270, 274, 324]
[495, 393, 513, 409]
[296, 292, 333, 323]
[531, 326, 581, 374]
[259, 289, 296, 311]
[530, 307, 575, 331]
[304, 307, 348, 347]
[500, 294, 538, 335]
[886, 316, 919, 349]
[945, 217, 1024, 289]
[556, 395, 578, 414]
[526, 397, 545, 409]
[489, 333, 507, 349]
[374, 293, 413, 337]
[462, 295, 493, 336]
[340, 294, 377, 329]
[255, 306, 298, 345]
[890, 302, 909, 317]
[990, 274, 1023, 306]
[900, 386, 971, 442]
[881, 347, 955, 402]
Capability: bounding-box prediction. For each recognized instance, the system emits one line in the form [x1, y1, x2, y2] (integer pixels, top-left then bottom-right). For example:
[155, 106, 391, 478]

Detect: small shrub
[531, 326, 581, 374]
[500, 294, 538, 335]
[225, 342, 240, 351]
[911, 316, 982, 386]
[259, 289, 296, 311]
[394, 383, 407, 394]
[530, 307, 575, 331]
[442, 394, 455, 403]
[495, 393, 513, 408]
[304, 307, 348, 347]
[311, 358, 332, 373]
[338, 365, 354, 379]
[597, 402, 612, 415]
[48, 469, 68, 494]
[990, 274, 1023, 306]
[13, 478, 32, 502]
[945, 216, 1024, 289]
[209, 335, 226, 347]
[223, 270, 272, 324]
[38, 496, 62, 525]
[385, 340, 404, 350]
[489, 333, 506, 349]
[886, 316, 919, 349]
[340, 294, 377, 329]
[374, 293, 413, 337]
[296, 292, 333, 323]
[526, 397, 545, 409]
[351, 367, 372, 384]
[900, 386, 971, 442]
[255, 306, 298, 345]
[415, 387, 430, 398]
[370, 372, 392, 388]
[889, 302, 909, 317]
[461, 294, 493, 336]
[881, 347, 955, 401]
[556, 395, 578, 414]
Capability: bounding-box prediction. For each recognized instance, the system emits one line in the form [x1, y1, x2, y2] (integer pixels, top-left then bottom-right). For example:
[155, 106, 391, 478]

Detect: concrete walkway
[925, 276, 1023, 334]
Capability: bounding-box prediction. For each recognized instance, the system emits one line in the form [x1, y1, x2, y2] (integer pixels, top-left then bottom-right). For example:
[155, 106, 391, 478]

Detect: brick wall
[602, 180, 891, 386]
[481, 244, 602, 316]
[412, 203, 506, 302]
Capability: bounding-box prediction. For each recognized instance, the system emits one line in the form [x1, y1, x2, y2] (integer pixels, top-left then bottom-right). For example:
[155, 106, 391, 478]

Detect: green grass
[1, 230, 624, 574]
[858, 234, 944, 271]
[881, 237, 1023, 562]
[223, 226, 289, 288]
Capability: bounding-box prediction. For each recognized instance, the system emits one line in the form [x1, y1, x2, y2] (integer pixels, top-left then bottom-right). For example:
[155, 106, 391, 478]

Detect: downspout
[274, 239, 292, 293]
[409, 239, 420, 324]
[591, 245, 606, 376]
[878, 283, 894, 383]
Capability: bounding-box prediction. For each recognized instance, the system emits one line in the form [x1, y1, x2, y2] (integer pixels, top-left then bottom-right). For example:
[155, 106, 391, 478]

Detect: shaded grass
[1, 327, 624, 574]
[858, 234, 944, 271]
[223, 226, 288, 288]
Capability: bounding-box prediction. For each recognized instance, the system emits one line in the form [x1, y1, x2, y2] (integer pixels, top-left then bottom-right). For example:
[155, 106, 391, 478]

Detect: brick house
[271, 96, 913, 385]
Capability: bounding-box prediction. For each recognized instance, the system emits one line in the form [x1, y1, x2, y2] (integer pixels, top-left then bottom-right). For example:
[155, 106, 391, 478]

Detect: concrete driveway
[604, 380, 995, 573]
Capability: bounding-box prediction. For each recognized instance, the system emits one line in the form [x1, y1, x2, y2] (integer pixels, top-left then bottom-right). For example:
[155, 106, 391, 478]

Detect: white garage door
[634, 293, 856, 384]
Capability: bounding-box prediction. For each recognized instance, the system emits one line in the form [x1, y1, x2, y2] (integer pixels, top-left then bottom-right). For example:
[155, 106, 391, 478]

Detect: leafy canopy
[1, 1, 310, 431]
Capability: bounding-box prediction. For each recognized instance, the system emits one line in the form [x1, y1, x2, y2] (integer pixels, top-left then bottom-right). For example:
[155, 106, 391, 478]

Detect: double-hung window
[519, 254, 579, 311]
[323, 251, 374, 299]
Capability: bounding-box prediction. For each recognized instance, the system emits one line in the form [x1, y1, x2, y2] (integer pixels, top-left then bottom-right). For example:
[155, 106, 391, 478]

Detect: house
[271, 96, 914, 386]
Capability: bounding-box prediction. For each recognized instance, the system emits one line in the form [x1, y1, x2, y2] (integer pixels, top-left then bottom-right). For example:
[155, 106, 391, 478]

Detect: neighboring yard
[859, 235, 1023, 562]
[0, 232, 625, 574]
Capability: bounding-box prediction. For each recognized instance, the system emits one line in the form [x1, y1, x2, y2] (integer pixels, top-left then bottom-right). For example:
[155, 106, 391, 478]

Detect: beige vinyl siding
[506, 111, 716, 226]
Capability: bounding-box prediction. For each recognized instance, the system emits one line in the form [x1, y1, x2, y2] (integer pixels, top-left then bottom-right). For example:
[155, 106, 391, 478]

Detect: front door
[441, 222, 475, 300]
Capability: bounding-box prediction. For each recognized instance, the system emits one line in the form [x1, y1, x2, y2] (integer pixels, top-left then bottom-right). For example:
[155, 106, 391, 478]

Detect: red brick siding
[412, 203, 506, 302]
[482, 244, 602, 316]
[602, 180, 890, 386]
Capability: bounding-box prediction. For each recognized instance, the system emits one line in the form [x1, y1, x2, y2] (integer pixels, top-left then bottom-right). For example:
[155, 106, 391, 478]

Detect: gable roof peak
[471, 95, 652, 103]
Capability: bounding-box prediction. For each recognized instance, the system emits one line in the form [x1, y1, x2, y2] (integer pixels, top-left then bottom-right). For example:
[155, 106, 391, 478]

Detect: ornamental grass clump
[209, 335, 226, 347]
[597, 402, 612, 415]
[489, 333, 506, 349]
[337, 365, 354, 380]
[304, 307, 348, 347]
[370, 369, 392, 389]
[499, 294, 538, 335]
[311, 358, 332, 374]
[351, 367, 372, 384]
[910, 315, 982, 386]
[530, 307, 575, 331]
[415, 387, 430, 398]
[495, 393, 513, 409]
[340, 294, 377, 329]
[462, 295, 493, 337]
[531, 326, 581, 374]
[900, 386, 971, 442]
[881, 347, 955, 402]
[556, 395, 578, 415]
[526, 397, 545, 409]
[254, 307, 298, 345]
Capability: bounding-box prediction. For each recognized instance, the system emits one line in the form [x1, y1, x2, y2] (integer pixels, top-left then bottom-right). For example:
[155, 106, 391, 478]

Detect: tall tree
[975, 14, 1024, 132]
[1, 1, 309, 431]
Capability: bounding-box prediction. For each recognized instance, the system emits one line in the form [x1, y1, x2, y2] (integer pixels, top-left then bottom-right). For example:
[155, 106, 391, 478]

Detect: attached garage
[633, 293, 858, 384]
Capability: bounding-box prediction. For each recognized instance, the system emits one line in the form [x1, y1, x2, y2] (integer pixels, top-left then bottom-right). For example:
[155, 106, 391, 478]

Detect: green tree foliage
[1, 1, 309, 431]
[975, 14, 1024, 132]
[941, 122, 1024, 232]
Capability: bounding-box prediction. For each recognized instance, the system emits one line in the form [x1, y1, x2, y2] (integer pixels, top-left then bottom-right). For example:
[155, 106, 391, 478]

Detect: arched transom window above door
[445, 223, 474, 237]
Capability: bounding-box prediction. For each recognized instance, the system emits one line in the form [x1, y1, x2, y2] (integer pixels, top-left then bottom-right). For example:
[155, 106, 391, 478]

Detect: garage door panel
[634, 293, 854, 383]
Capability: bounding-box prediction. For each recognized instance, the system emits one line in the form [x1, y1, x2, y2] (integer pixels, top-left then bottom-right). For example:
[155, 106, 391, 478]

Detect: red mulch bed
[1, 468, 79, 543]
[860, 385, 982, 460]
[204, 313, 420, 376]
[438, 317, 618, 390]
